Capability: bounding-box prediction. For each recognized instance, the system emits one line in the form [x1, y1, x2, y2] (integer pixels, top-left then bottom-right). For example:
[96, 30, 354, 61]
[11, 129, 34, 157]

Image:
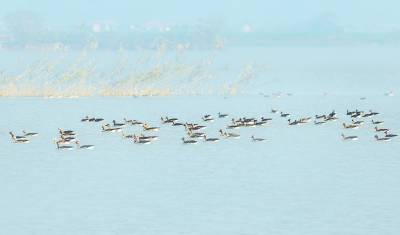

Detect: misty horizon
[1, 1, 400, 49]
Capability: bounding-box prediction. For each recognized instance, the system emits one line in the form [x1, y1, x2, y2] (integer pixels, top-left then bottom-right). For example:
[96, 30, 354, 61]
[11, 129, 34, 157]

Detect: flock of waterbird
[8, 108, 398, 150]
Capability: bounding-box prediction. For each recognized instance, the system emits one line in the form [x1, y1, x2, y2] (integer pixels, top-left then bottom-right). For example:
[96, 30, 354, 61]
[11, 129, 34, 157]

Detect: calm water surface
[0, 94, 399, 234]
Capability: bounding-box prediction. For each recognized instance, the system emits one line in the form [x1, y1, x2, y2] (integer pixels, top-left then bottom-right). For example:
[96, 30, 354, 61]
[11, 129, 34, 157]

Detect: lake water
[0, 47, 400, 234]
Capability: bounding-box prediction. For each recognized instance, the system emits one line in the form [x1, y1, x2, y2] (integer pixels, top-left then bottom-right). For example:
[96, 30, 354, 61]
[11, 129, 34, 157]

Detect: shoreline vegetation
[0, 42, 259, 97]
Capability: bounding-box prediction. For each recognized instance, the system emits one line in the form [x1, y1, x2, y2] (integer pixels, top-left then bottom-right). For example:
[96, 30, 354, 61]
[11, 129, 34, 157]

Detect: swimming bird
[299, 117, 312, 123]
[365, 110, 379, 117]
[384, 131, 398, 138]
[160, 117, 169, 124]
[243, 121, 256, 127]
[314, 120, 326, 125]
[375, 126, 389, 132]
[122, 132, 135, 139]
[22, 130, 39, 137]
[56, 141, 74, 150]
[347, 109, 360, 116]
[271, 109, 279, 114]
[171, 120, 184, 126]
[288, 119, 299, 126]
[9, 132, 27, 140]
[202, 115, 214, 122]
[255, 120, 268, 126]
[76, 141, 94, 150]
[113, 120, 126, 127]
[241, 117, 256, 125]
[124, 118, 142, 125]
[14, 138, 29, 144]
[58, 128, 74, 134]
[261, 117, 272, 122]
[161, 116, 178, 124]
[132, 120, 144, 125]
[227, 124, 241, 129]
[328, 110, 337, 117]
[101, 125, 122, 133]
[372, 120, 384, 125]
[61, 135, 77, 142]
[341, 133, 358, 141]
[133, 136, 152, 144]
[58, 128, 75, 136]
[243, 117, 256, 123]
[124, 118, 134, 125]
[342, 123, 359, 129]
[60, 132, 76, 138]
[81, 116, 90, 122]
[54, 138, 75, 145]
[203, 135, 219, 142]
[219, 129, 240, 139]
[218, 112, 228, 118]
[182, 137, 197, 144]
[138, 134, 158, 141]
[362, 113, 373, 118]
[10, 132, 31, 143]
[143, 123, 160, 131]
[187, 130, 206, 138]
[280, 112, 290, 117]
[325, 116, 338, 122]
[374, 135, 391, 142]
[352, 119, 364, 125]
[347, 109, 363, 118]
[251, 135, 266, 142]
[185, 123, 206, 131]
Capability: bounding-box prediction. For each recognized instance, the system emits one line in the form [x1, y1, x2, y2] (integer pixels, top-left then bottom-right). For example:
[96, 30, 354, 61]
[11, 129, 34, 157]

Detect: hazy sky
[1, 0, 400, 31]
